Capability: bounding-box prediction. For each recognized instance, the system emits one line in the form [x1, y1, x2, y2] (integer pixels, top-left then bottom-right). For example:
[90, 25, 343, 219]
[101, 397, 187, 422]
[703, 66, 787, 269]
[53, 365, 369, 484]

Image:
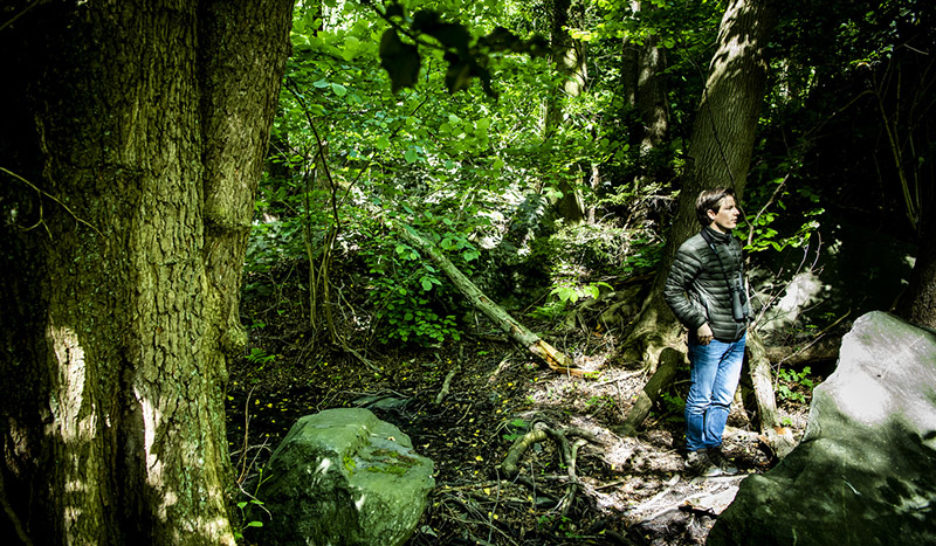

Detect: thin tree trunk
[395, 224, 586, 376]
[620, 1, 669, 189]
[0, 1, 293, 543]
[548, 0, 588, 223]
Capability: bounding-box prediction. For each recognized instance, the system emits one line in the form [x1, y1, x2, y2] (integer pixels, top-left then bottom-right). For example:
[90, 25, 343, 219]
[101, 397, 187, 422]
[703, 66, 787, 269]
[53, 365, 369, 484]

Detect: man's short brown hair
[695, 187, 735, 227]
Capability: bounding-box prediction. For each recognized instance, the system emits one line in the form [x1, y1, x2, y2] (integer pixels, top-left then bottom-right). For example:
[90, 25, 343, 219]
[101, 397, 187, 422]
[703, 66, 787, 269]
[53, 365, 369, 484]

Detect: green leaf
[404, 148, 418, 164]
[247, 521, 264, 528]
[331, 83, 348, 97]
[375, 135, 391, 150]
[420, 277, 433, 291]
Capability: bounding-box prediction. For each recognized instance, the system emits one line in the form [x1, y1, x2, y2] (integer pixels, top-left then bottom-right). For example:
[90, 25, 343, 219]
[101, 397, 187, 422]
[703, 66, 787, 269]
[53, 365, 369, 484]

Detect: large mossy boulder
[709, 311, 936, 546]
[257, 408, 435, 546]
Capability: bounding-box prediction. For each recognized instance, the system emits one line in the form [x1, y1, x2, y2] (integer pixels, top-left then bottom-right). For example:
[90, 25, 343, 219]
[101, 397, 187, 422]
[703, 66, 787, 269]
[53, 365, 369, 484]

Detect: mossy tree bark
[620, 1, 670, 189]
[0, 1, 293, 544]
[622, 0, 777, 371]
[547, 0, 588, 223]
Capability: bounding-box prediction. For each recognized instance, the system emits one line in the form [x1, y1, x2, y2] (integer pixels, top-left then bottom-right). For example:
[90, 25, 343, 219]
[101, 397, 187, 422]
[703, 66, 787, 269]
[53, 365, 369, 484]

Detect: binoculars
[729, 274, 749, 322]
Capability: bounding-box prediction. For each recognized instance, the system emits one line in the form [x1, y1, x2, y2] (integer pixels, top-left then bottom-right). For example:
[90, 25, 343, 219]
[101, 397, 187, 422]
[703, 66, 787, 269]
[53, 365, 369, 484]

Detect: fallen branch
[746, 331, 796, 458]
[765, 336, 842, 367]
[396, 223, 586, 376]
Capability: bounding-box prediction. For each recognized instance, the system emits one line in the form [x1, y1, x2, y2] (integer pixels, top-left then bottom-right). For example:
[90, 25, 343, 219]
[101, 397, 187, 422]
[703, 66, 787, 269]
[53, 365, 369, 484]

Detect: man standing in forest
[664, 187, 750, 477]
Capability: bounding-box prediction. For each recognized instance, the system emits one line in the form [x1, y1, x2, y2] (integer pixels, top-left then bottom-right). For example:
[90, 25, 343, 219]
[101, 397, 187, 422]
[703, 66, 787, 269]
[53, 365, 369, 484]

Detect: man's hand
[696, 323, 714, 345]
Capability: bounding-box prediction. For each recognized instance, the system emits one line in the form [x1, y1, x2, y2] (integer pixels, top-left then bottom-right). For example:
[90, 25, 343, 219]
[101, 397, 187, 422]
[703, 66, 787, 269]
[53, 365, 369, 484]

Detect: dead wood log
[746, 330, 796, 457]
[764, 336, 841, 366]
[619, 347, 682, 435]
[396, 223, 585, 376]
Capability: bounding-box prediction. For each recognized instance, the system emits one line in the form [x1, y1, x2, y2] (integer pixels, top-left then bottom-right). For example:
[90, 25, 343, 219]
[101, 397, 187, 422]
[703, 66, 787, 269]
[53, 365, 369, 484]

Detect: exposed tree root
[499, 419, 602, 517]
[619, 347, 682, 435]
[746, 331, 797, 457]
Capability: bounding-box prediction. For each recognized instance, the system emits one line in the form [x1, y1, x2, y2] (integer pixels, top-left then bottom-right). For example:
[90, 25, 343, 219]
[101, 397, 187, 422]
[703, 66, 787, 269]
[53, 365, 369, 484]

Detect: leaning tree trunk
[395, 224, 585, 377]
[622, 0, 778, 371]
[0, 1, 293, 544]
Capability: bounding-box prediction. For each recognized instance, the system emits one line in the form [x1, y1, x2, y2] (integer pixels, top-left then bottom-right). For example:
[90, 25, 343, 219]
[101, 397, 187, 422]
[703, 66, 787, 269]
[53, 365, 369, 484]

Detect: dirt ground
[227, 281, 817, 545]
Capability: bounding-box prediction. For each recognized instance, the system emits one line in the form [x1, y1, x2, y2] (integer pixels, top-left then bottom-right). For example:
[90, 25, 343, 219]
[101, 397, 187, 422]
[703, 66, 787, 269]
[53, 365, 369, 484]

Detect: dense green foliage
[246, 0, 933, 352]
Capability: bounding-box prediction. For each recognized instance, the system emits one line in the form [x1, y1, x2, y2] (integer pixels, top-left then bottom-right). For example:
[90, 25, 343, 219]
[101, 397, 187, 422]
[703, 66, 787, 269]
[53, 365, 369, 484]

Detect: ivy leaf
[380, 30, 420, 93]
[331, 83, 348, 97]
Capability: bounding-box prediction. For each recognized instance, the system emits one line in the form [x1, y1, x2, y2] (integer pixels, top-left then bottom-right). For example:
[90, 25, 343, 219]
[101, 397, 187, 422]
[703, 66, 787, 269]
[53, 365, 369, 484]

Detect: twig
[435, 363, 460, 405]
[745, 173, 789, 249]
[236, 386, 257, 485]
[1, 166, 105, 240]
[775, 310, 850, 369]
[0, 469, 33, 546]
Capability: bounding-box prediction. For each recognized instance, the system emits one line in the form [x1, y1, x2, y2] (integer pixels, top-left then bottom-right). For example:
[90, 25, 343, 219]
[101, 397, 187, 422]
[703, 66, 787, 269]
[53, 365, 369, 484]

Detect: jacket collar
[702, 225, 731, 244]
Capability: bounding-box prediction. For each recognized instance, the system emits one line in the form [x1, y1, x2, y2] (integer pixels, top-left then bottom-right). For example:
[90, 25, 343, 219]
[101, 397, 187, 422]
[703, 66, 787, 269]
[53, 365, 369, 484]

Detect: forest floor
[227, 274, 820, 545]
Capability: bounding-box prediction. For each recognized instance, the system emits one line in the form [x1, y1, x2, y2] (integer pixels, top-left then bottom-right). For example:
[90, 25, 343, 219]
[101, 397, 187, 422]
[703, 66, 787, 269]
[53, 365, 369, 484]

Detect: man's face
[707, 195, 740, 233]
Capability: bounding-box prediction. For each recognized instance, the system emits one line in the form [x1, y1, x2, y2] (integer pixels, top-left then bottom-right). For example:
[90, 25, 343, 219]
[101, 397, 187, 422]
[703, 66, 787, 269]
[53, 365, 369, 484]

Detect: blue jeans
[685, 334, 746, 452]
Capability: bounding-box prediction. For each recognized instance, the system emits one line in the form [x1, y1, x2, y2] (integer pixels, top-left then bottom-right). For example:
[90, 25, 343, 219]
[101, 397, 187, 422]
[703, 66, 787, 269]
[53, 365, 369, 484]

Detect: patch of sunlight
[137, 390, 173, 520]
[48, 325, 95, 443]
[830, 372, 893, 426]
[355, 494, 367, 511]
[775, 272, 823, 314]
[318, 458, 332, 474]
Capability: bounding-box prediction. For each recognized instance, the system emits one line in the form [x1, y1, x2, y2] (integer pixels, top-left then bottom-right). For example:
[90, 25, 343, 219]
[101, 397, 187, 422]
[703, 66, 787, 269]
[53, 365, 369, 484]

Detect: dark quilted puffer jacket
[663, 226, 748, 342]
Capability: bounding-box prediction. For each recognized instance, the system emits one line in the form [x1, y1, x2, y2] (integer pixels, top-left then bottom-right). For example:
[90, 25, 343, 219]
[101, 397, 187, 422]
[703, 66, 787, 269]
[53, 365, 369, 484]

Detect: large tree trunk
[0, 1, 293, 544]
[622, 0, 777, 370]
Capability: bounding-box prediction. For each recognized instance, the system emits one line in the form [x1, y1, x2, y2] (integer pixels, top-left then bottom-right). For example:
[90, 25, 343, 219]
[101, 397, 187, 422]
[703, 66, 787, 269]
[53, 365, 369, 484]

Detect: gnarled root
[499, 419, 601, 516]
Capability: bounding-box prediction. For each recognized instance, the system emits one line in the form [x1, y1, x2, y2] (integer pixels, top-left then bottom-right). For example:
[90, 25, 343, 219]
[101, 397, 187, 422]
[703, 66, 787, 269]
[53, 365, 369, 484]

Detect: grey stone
[257, 408, 435, 546]
[709, 311, 936, 546]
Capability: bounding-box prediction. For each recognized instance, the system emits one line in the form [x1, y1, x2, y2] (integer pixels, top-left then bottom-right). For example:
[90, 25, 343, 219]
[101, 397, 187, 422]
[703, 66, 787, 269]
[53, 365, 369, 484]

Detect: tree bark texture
[623, 0, 777, 368]
[547, 0, 588, 223]
[620, 1, 669, 184]
[897, 215, 936, 330]
[0, 1, 293, 544]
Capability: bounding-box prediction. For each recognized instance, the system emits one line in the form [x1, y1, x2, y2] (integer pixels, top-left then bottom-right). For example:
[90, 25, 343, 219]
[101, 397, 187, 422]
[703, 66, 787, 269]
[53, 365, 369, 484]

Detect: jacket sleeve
[663, 246, 707, 330]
